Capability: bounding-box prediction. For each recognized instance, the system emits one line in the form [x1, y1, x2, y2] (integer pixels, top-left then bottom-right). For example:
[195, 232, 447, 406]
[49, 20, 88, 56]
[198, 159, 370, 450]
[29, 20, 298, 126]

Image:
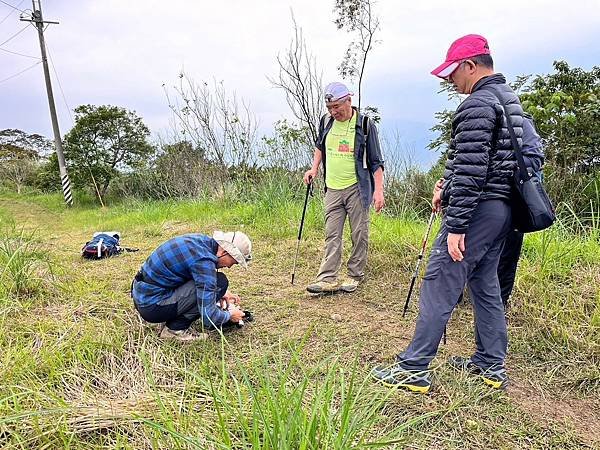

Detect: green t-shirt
[325, 113, 358, 189]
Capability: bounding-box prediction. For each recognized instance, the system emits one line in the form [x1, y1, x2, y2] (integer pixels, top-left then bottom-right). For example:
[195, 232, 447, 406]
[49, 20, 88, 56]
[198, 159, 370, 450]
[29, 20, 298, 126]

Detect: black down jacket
[441, 73, 524, 233]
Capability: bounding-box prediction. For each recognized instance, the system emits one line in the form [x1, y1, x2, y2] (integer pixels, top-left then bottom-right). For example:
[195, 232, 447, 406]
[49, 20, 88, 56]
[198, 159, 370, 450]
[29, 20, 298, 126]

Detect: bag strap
[362, 114, 370, 169]
[487, 87, 529, 183]
[320, 113, 333, 133]
[97, 238, 104, 258]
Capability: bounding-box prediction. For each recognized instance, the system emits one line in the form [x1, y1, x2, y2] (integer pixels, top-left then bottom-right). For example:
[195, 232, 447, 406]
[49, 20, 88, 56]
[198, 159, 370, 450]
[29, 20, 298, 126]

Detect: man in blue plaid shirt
[132, 230, 252, 341]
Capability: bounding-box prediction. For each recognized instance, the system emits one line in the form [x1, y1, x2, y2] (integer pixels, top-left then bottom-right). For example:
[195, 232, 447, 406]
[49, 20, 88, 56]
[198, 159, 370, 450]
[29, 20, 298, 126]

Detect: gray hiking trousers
[399, 199, 512, 371]
[316, 184, 370, 282]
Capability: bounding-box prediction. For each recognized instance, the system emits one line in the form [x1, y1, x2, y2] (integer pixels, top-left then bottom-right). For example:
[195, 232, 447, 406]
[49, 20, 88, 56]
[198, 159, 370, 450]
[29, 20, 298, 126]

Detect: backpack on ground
[81, 231, 138, 259]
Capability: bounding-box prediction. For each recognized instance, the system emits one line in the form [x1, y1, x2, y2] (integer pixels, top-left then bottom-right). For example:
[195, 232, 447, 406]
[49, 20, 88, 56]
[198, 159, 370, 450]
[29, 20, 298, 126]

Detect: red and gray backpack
[81, 232, 138, 259]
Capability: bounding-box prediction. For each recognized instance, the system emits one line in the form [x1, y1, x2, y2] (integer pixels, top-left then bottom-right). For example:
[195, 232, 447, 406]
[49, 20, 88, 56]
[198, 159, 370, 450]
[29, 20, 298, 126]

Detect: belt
[133, 270, 163, 288]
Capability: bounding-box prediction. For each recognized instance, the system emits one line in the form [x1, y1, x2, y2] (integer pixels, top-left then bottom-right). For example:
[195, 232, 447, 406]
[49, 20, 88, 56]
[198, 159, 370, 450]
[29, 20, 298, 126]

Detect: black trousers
[497, 229, 524, 306]
[134, 272, 229, 331]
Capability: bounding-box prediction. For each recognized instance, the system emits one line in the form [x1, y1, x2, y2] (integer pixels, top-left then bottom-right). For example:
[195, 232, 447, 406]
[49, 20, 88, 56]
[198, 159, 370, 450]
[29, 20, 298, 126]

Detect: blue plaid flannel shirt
[132, 234, 231, 326]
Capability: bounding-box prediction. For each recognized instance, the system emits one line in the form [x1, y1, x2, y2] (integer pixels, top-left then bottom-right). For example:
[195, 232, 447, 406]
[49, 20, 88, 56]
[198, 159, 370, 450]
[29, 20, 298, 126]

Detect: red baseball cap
[431, 34, 491, 79]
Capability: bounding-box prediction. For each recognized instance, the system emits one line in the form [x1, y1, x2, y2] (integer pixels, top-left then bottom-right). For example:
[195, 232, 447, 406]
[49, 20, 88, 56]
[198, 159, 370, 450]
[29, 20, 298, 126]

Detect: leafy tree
[520, 61, 600, 172]
[63, 105, 154, 203]
[33, 153, 60, 192]
[427, 81, 462, 155]
[0, 144, 39, 193]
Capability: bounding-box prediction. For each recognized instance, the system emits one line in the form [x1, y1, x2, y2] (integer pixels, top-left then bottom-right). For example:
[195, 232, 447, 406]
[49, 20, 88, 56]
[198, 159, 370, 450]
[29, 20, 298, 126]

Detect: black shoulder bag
[491, 89, 555, 233]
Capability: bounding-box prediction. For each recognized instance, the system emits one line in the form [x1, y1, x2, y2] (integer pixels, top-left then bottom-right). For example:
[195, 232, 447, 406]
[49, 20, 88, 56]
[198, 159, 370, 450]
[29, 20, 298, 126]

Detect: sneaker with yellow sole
[371, 361, 432, 394]
[448, 356, 508, 390]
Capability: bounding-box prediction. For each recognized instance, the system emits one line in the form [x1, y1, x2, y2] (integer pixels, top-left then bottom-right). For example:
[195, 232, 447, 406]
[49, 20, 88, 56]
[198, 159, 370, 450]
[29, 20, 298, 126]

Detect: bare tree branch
[269, 13, 323, 146]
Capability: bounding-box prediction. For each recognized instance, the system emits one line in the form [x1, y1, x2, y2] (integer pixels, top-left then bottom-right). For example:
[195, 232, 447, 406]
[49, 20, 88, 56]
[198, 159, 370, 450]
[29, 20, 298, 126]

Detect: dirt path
[510, 381, 600, 448]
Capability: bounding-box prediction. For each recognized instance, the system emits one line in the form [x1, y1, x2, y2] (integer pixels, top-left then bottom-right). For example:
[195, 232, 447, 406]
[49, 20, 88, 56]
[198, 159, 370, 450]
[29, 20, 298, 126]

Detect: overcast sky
[1, 0, 599, 167]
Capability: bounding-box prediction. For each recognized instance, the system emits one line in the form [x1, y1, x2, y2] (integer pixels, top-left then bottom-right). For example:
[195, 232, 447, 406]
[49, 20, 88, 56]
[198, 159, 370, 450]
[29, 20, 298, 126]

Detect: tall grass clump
[0, 227, 53, 301]
[0, 334, 437, 448]
[510, 199, 600, 392]
[157, 339, 432, 449]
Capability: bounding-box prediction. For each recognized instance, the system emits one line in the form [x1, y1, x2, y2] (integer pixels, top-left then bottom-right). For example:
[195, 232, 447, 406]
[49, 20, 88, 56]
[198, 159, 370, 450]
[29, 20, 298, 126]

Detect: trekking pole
[402, 209, 437, 317]
[291, 178, 313, 284]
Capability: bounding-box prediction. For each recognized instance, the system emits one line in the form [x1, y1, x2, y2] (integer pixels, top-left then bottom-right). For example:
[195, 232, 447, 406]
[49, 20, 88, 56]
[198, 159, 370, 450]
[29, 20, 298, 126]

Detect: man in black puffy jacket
[372, 34, 522, 393]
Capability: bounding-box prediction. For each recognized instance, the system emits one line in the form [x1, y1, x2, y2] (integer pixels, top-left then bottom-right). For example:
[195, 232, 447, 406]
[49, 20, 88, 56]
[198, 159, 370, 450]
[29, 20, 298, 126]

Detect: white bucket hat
[212, 230, 252, 269]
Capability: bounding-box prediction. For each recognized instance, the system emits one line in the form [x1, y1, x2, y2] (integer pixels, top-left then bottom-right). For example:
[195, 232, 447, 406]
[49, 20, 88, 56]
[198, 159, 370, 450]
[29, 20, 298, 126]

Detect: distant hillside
[0, 129, 54, 159]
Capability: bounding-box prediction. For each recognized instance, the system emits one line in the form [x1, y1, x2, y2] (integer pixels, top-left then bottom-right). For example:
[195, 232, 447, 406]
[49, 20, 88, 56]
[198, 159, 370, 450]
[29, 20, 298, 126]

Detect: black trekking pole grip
[291, 179, 313, 284]
[402, 276, 418, 317]
[297, 180, 312, 240]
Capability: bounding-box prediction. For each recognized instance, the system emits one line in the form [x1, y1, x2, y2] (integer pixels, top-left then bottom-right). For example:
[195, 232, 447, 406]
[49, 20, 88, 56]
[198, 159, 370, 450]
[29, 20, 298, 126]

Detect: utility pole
[21, 0, 73, 206]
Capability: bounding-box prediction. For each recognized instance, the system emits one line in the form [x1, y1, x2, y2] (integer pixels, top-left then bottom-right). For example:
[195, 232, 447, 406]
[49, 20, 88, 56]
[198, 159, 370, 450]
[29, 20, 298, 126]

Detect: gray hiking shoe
[371, 362, 432, 394]
[306, 280, 340, 294]
[159, 326, 208, 342]
[339, 277, 360, 293]
[448, 356, 509, 390]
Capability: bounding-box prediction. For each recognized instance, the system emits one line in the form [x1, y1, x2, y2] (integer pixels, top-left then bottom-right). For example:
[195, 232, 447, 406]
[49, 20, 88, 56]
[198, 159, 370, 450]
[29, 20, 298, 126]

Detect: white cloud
[0, 0, 598, 155]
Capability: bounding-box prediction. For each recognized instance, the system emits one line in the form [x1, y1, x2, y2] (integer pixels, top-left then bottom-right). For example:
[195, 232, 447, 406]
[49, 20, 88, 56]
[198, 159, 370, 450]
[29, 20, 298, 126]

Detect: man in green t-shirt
[303, 82, 385, 294]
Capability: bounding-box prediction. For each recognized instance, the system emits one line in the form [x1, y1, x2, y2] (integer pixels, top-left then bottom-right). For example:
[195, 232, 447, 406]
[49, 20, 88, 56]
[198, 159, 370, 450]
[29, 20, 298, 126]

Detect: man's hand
[432, 189, 442, 213]
[432, 178, 444, 212]
[373, 189, 385, 213]
[303, 169, 316, 184]
[228, 306, 245, 323]
[222, 291, 240, 306]
[447, 233, 465, 262]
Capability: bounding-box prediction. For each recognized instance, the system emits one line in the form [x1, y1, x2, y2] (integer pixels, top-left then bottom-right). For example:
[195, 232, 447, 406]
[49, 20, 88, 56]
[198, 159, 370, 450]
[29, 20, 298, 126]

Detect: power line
[0, 59, 41, 84]
[46, 42, 73, 124]
[0, 0, 24, 26]
[0, 0, 24, 13]
[0, 23, 29, 46]
[0, 45, 39, 59]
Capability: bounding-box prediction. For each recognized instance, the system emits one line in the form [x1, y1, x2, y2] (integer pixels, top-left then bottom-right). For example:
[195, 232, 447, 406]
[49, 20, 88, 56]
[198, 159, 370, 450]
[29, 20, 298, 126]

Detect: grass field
[0, 188, 599, 449]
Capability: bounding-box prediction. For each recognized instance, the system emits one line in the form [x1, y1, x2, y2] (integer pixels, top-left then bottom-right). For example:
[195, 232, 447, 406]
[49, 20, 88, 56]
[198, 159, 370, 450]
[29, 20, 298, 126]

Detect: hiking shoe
[306, 280, 340, 294]
[159, 327, 208, 342]
[448, 356, 509, 390]
[371, 362, 432, 394]
[339, 277, 360, 293]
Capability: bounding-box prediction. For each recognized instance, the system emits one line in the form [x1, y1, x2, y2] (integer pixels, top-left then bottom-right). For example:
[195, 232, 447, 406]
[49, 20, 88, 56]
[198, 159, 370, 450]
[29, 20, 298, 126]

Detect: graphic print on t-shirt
[338, 139, 351, 153]
[325, 113, 358, 190]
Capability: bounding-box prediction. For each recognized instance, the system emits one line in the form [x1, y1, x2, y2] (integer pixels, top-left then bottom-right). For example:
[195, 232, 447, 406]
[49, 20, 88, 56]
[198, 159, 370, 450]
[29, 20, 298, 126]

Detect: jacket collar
[352, 107, 364, 132]
[472, 73, 507, 93]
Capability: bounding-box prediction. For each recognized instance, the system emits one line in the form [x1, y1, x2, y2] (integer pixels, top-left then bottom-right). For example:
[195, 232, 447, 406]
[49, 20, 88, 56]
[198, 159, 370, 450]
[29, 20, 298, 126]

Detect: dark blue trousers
[135, 272, 229, 331]
[498, 229, 524, 306]
[399, 200, 512, 371]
